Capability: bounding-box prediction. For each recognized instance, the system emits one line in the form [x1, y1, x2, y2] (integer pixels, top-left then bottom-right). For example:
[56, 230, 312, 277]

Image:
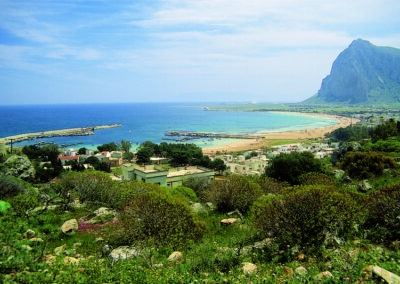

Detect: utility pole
[10, 139, 13, 154]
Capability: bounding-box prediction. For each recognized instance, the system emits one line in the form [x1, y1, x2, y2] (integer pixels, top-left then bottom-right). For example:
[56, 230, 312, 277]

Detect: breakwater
[0, 124, 122, 145]
[165, 131, 260, 140]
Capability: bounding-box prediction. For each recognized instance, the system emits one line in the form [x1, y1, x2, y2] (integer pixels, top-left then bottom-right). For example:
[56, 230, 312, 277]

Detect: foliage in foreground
[111, 191, 207, 249]
[340, 151, 397, 178]
[363, 183, 400, 244]
[252, 185, 360, 254]
[207, 175, 262, 214]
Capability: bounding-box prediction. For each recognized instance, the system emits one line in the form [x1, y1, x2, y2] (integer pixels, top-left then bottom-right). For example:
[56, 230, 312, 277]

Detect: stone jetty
[165, 131, 260, 140]
[0, 124, 122, 145]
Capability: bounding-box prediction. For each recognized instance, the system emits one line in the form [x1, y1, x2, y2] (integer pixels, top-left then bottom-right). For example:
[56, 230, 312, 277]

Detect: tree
[120, 140, 132, 153]
[77, 147, 87, 155]
[97, 142, 118, 152]
[211, 158, 226, 174]
[136, 147, 152, 165]
[84, 156, 100, 166]
[372, 118, 398, 142]
[123, 152, 134, 161]
[265, 151, 324, 185]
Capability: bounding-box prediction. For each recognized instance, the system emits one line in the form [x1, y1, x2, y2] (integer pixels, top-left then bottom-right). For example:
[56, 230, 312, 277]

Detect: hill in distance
[304, 39, 400, 105]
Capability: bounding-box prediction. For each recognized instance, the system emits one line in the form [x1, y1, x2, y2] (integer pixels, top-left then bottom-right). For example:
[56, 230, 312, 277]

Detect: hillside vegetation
[1, 119, 400, 282]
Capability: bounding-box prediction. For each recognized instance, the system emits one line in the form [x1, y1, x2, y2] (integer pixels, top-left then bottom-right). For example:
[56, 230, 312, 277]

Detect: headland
[0, 124, 122, 145]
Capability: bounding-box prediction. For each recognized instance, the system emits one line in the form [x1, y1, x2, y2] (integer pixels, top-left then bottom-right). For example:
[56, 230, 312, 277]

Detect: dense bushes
[115, 191, 207, 248]
[8, 194, 39, 215]
[265, 151, 324, 185]
[0, 174, 30, 199]
[298, 172, 336, 187]
[252, 186, 359, 254]
[57, 171, 114, 204]
[363, 183, 400, 244]
[254, 176, 288, 195]
[207, 175, 262, 213]
[56, 170, 162, 209]
[340, 151, 396, 178]
[362, 139, 400, 153]
[169, 186, 199, 202]
[327, 125, 370, 142]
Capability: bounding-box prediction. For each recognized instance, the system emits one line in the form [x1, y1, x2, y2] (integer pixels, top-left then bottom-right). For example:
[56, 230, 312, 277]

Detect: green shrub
[298, 172, 336, 187]
[56, 170, 114, 204]
[340, 151, 397, 179]
[8, 194, 39, 215]
[207, 175, 262, 213]
[169, 186, 199, 202]
[265, 151, 324, 185]
[363, 183, 400, 244]
[183, 177, 211, 201]
[0, 200, 11, 214]
[109, 180, 163, 209]
[0, 174, 30, 199]
[252, 186, 359, 254]
[254, 176, 288, 195]
[113, 191, 207, 249]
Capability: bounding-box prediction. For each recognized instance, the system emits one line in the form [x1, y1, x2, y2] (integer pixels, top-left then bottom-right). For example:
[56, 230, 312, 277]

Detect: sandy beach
[202, 112, 357, 155]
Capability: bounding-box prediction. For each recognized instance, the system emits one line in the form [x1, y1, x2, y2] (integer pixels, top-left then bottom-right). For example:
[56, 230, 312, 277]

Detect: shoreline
[0, 124, 122, 145]
[202, 112, 357, 155]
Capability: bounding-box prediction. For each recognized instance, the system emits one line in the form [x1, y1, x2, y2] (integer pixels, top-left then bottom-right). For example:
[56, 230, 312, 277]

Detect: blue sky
[1, 0, 400, 105]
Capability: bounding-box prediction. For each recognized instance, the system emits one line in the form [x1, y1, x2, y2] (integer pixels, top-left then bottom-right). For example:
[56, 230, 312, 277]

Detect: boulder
[227, 210, 243, 220]
[24, 229, 35, 239]
[363, 265, 400, 283]
[295, 266, 307, 275]
[21, 244, 32, 251]
[242, 262, 258, 275]
[168, 251, 183, 262]
[358, 180, 373, 193]
[61, 219, 78, 235]
[333, 170, 345, 180]
[3, 155, 35, 180]
[220, 218, 238, 226]
[93, 207, 118, 218]
[44, 254, 56, 265]
[87, 207, 118, 224]
[54, 244, 67, 256]
[283, 266, 294, 278]
[64, 256, 80, 265]
[313, 271, 333, 281]
[205, 202, 216, 211]
[190, 203, 208, 214]
[109, 246, 140, 261]
[28, 238, 43, 243]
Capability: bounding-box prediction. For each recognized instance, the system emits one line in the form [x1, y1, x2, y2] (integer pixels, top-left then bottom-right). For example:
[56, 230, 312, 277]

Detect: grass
[2, 162, 400, 282]
[1, 196, 400, 283]
[266, 139, 309, 146]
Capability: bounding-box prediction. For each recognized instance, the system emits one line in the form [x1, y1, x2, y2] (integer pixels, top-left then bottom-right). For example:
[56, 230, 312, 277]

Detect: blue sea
[0, 103, 338, 149]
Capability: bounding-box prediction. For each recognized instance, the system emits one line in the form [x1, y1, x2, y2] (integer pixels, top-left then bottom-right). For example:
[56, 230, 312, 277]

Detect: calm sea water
[0, 103, 338, 149]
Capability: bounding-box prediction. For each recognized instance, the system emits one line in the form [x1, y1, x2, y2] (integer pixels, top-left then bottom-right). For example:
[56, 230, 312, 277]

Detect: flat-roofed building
[121, 164, 215, 188]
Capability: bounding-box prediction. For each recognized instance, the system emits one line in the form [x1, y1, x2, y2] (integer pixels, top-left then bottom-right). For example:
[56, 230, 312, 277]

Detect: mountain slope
[305, 39, 400, 104]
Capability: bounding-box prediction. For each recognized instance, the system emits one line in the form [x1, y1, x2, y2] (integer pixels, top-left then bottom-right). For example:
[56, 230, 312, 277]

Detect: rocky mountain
[305, 39, 400, 104]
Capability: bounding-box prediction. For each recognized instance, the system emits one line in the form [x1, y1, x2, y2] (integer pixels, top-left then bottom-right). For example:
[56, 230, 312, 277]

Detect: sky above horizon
[1, 0, 400, 105]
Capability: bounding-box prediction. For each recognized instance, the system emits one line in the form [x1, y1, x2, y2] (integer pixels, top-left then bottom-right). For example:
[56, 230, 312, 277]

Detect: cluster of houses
[212, 142, 339, 176]
[58, 148, 124, 168]
[269, 142, 339, 159]
[55, 141, 338, 185]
